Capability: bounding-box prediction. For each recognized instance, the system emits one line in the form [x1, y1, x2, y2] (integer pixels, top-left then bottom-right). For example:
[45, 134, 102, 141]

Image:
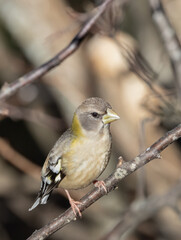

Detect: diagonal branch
[27, 124, 181, 240]
[0, 0, 114, 101]
[0, 138, 41, 180]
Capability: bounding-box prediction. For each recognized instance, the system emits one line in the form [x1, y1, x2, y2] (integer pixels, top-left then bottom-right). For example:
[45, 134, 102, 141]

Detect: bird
[29, 97, 120, 216]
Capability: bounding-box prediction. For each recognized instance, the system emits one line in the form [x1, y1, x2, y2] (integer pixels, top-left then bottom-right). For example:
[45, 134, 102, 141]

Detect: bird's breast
[59, 132, 111, 190]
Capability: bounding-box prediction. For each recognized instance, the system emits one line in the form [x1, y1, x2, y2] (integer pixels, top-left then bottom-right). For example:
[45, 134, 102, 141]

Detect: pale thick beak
[102, 108, 120, 124]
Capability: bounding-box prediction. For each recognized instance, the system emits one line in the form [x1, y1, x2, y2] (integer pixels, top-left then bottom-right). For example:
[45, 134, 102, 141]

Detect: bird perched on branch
[29, 97, 119, 216]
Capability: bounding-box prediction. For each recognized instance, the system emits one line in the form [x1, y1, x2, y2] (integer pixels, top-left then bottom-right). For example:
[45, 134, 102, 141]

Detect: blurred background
[0, 0, 181, 239]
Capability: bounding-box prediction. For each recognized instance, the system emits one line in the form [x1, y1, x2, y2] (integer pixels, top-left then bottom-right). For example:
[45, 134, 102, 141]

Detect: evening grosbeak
[29, 97, 120, 216]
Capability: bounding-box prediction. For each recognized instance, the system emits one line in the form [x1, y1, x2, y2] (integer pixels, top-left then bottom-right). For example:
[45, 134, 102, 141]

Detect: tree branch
[0, 103, 62, 130]
[0, 138, 41, 180]
[0, 0, 114, 101]
[148, 0, 181, 102]
[113, 36, 170, 108]
[27, 124, 181, 240]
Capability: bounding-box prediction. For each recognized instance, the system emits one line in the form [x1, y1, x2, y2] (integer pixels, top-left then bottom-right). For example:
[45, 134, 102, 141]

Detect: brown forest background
[0, 0, 181, 239]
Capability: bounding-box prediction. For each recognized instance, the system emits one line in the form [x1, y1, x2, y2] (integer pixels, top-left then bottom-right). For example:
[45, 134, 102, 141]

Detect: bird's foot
[65, 190, 82, 217]
[69, 199, 82, 218]
[93, 180, 107, 194]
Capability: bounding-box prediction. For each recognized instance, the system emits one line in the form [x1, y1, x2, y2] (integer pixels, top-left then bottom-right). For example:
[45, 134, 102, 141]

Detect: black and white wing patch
[29, 158, 65, 211]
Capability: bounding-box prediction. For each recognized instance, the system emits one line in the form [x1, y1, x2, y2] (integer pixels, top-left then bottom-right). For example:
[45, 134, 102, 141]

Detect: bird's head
[71, 97, 120, 137]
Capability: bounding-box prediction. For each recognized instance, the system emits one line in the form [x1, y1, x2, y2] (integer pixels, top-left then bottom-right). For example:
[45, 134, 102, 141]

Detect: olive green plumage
[29, 97, 119, 211]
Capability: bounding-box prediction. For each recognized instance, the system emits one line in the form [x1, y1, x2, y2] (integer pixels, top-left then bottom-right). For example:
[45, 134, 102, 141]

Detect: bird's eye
[91, 112, 99, 118]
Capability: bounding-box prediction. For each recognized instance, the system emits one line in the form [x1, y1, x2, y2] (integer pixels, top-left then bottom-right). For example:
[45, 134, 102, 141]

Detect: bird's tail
[28, 177, 56, 211]
[29, 170, 61, 211]
[28, 191, 52, 211]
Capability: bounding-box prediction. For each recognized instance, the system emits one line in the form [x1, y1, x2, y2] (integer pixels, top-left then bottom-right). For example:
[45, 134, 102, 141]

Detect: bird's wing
[29, 129, 72, 211]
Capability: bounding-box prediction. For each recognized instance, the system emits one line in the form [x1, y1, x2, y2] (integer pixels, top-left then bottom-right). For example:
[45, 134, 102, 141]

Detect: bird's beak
[102, 108, 120, 124]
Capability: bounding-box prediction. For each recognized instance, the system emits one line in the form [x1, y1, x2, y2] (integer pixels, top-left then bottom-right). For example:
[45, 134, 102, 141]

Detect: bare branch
[113, 36, 171, 108]
[0, 138, 41, 180]
[27, 124, 181, 240]
[149, 0, 181, 102]
[0, 0, 114, 101]
[0, 103, 62, 130]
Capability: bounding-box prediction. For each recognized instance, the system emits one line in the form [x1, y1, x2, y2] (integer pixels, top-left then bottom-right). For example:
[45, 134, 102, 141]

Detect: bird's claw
[69, 199, 82, 217]
[65, 189, 82, 217]
[93, 180, 107, 194]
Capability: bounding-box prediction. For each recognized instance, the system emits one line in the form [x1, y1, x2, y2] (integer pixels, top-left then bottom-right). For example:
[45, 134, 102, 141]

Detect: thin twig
[0, 0, 114, 101]
[0, 103, 62, 130]
[113, 36, 171, 108]
[0, 138, 41, 180]
[149, 0, 181, 103]
[27, 123, 181, 240]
